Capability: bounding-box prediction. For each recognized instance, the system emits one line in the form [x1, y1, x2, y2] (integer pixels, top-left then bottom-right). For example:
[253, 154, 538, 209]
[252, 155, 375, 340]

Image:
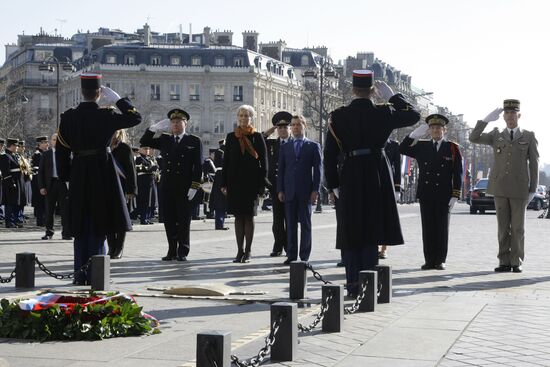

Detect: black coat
[264, 137, 287, 194]
[135, 154, 158, 209]
[399, 137, 463, 201]
[0, 150, 26, 206]
[111, 142, 137, 196]
[37, 149, 56, 191]
[56, 98, 142, 236]
[385, 140, 402, 192]
[221, 131, 268, 216]
[209, 169, 226, 212]
[324, 95, 420, 248]
[31, 149, 45, 207]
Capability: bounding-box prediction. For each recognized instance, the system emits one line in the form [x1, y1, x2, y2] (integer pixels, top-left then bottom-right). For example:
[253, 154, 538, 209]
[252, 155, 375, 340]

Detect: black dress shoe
[233, 251, 244, 263]
[176, 256, 187, 262]
[283, 258, 296, 265]
[41, 234, 52, 240]
[512, 265, 523, 273]
[421, 264, 433, 270]
[378, 252, 387, 259]
[241, 252, 251, 263]
[162, 255, 177, 261]
[215, 226, 230, 230]
[270, 251, 282, 257]
[336, 261, 345, 267]
[62, 236, 73, 240]
[434, 263, 446, 270]
[72, 279, 87, 286]
[494, 265, 512, 272]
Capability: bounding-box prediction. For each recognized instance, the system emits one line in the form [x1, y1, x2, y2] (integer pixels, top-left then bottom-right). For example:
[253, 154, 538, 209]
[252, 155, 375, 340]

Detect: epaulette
[375, 102, 393, 107]
[448, 140, 460, 147]
[100, 106, 116, 110]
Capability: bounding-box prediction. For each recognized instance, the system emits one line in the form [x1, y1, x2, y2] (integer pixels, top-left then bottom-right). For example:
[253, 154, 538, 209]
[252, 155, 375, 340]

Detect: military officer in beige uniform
[469, 99, 538, 273]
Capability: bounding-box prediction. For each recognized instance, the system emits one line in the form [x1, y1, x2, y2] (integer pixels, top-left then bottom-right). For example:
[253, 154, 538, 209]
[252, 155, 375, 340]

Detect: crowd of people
[0, 70, 538, 291]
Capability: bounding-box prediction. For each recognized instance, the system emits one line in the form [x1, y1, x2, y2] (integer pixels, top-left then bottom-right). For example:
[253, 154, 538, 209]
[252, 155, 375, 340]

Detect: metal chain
[538, 208, 548, 218]
[204, 341, 220, 367]
[344, 278, 368, 315]
[377, 281, 383, 298]
[35, 257, 92, 280]
[230, 314, 283, 367]
[0, 267, 16, 284]
[298, 291, 333, 332]
[305, 263, 332, 285]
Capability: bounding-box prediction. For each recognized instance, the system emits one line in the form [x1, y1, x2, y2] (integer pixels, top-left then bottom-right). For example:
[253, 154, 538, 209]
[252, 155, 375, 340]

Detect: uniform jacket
[56, 98, 142, 236]
[0, 150, 26, 206]
[324, 94, 420, 248]
[385, 140, 401, 192]
[31, 149, 45, 207]
[469, 121, 538, 199]
[399, 137, 463, 201]
[37, 149, 57, 192]
[135, 154, 158, 208]
[277, 137, 322, 202]
[264, 136, 288, 193]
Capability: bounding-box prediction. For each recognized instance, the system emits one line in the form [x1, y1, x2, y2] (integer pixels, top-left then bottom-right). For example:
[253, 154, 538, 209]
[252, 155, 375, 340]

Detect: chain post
[197, 331, 231, 367]
[15, 252, 35, 288]
[90, 255, 110, 291]
[375, 265, 392, 304]
[322, 284, 344, 333]
[358, 270, 377, 312]
[270, 303, 297, 362]
[289, 261, 307, 300]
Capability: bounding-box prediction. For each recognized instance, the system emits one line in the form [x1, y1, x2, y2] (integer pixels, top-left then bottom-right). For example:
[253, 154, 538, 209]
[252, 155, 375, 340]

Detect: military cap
[139, 143, 151, 149]
[81, 73, 102, 89]
[425, 114, 449, 126]
[36, 136, 48, 143]
[0, 138, 5, 144]
[352, 69, 374, 89]
[272, 111, 293, 126]
[18, 140, 26, 146]
[167, 108, 190, 121]
[6, 138, 18, 146]
[503, 99, 520, 111]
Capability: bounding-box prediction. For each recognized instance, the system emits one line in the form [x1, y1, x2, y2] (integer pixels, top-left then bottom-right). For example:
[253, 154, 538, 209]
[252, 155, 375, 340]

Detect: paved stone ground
[1, 203, 550, 367]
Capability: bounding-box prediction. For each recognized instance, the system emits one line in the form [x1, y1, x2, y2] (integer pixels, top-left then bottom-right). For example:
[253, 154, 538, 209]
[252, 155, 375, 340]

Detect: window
[283, 94, 287, 109]
[301, 55, 309, 66]
[39, 94, 49, 109]
[170, 56, 181, 65]
[170, 84, 180, 101]
[214, 56, 225, 66]
[124, 54, 135, 65]
[125, 82, 136, 99]
[188, 113, 200, 133]
[260, 89, 265, 104]
[277, 91, 281, 108]
[214, 85, 224, 101]
[189, 84, 200, 101]
[233, 56, 244, 67]
[214, 112, 225, 133]
[106, 54, 117, 64]
[233, 86, 243, 102]
[151, 55, 161, 65]
[191, 55, 201, 66]
[150, 84, 160, 100]
[283, 56, 291, 63]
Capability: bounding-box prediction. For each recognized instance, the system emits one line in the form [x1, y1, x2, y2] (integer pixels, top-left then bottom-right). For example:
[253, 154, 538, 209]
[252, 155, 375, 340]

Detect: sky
[2, 0, 550, 164]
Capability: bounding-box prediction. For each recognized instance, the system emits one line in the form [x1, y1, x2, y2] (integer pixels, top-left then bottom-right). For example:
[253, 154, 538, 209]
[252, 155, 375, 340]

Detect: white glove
[332, 188, 339, 199]
[149, 118, 171, 133]
[449, 197, 458, 211]
[528, 192, 536, 204]
[100, 86, 121, 106]
[188, 188, 197, 201]
[65, 182, 69, 190]
[409, 124, 429, 139]
[395, 191, 400, 201]
[374, 80, 394, 101]
[483, 108, 503, 123]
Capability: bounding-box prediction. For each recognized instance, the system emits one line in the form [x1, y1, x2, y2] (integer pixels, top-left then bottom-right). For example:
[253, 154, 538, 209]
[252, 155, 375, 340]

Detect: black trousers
[45, 178, 69, 237]
[162, 188, 191, 257]
[271, 190, 287, 253]
[419, 198, 450, 266]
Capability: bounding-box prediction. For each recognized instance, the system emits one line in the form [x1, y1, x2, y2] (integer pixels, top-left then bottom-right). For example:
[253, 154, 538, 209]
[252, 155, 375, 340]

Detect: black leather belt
[73, 148, 109, 157]
[346, 148, 380, 158]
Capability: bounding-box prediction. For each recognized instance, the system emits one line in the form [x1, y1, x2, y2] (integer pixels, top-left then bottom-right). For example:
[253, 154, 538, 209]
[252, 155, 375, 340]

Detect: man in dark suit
[0, 138, 25, 228]
[399, 114, 463, 270]
[56, 73, 142, 285]
[38, 133, 70, 240]
[31, 136, 49, 226]
[263, 111, 292, 257]
[278, 115, 322, 264]
[140, 108, 203, 261]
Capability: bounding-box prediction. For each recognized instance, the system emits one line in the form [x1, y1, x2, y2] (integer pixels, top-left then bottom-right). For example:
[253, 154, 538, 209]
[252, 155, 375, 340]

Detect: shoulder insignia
[55, 128, 71, 149]
[127, 107, 139, 114]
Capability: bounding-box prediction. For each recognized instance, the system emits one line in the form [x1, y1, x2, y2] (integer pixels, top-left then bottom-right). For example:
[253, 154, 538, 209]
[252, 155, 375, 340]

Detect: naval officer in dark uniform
[56, 73, 142, 285]
[140, 108, 203, 261]
[399, 114, 463, 270]
[324, 70, 420, 297]
[262, 111, 292, 257]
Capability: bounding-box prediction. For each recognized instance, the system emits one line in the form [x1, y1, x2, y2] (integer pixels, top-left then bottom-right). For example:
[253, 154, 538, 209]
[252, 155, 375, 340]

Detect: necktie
[510, 130, 514, 141]
[295, 140, 303, 157]
[175, 136, 180, 144]
[433, 141, 438, 152]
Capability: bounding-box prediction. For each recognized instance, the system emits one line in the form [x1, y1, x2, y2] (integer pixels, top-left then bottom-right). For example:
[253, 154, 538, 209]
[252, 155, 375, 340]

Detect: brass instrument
[18, 154, 33, 180]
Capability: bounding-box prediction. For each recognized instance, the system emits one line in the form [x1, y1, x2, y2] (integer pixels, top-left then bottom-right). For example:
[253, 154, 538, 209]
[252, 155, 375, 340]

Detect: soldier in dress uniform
[56, 73, 142, 285]
[469, 99, 539, 273]
[16, 140, 32, 224]
[399, 114, 463, 270]
[140, 108, 203, 261]
[135, 145, 158, 225]
[31, 136, 49, 226]
[0, 137, 5, 222]
[262, 111, 292, 257]
[0, 138, 26, 227]
[324, 70, 420, 297]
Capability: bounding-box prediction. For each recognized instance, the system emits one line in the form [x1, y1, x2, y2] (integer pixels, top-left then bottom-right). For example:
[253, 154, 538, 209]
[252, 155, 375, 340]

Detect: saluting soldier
[135, 145, 158, 225]
[469, 100, 539, 273]
[262, 111, 292, 257]
[31, 136, 49, 226]
[0, 138, 26, 228]
[324, 70, 420, 297]
[56, 73, 142, 285]
[399, 114, 463, 270]
[140, 108, 203, 261]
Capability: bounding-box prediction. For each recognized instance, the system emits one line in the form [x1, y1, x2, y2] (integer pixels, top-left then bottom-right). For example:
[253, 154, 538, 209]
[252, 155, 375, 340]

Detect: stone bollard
[289, 261, 307, 300]
[375, 265, 392, 304]
[358, 270, 377, 312]
[90, 255, 110, 291]
[271, 302, 297, 361]
[196, 331, 231, 367]
[15, 252, 35, 288]
[322, 284, 343, 333]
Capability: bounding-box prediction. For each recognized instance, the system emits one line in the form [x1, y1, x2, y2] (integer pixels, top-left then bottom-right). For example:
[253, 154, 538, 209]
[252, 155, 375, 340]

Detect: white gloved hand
[483, 108, 504, 123]
[374, 80, 394, 101]
[149, 118, 171, 133]
[332, 188, 339, 199]
[188, 188, 197, 201]
[395, 191, 400, 201]
[100, 86, 121, 106]
[449, 197, 458, 211]
[528, 192, 536, 204]
[65, 182, 69, 190]
[409, 124, 429, 139]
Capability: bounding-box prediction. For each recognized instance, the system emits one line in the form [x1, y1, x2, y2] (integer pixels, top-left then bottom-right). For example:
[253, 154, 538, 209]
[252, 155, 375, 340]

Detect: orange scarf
[234, 125, 258, 159]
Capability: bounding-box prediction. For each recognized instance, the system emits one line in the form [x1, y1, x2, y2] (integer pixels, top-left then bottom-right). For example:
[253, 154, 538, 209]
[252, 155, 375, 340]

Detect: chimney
[203, 26, 211, 47]
[242, 30, 259, 52]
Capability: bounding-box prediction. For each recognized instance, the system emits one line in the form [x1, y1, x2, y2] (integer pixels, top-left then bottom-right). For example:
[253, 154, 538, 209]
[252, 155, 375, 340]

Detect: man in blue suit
[277, 115, 322, 265]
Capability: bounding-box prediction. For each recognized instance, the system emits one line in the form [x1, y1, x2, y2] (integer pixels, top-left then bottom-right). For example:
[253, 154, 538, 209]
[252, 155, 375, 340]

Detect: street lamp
[39, 56, 75, 128]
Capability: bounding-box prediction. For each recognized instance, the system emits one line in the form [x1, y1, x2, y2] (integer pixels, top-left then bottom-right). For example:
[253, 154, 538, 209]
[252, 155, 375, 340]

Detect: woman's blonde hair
[111, 129, 128, 147]
[237, 104, 256, 119]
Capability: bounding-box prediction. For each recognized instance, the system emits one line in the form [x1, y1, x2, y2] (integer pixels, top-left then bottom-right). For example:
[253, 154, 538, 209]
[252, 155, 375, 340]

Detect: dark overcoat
[221, 131, 267, 216]
[56, 98, 142, 236]
[0, 151, 26, 206]
[324, 94, 420, 248]
[31, 149, 45, 207]
[135, 154, 158, 209]
[384, 140, 402, 192]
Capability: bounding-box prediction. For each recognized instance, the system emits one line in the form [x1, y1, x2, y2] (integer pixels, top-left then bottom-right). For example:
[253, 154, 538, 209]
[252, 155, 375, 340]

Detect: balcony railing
[214, 95, 224, 101]
[189, 94, 200, 101]
[151, 93, 160, 101]
[233, 95, 243, 102]
[170, 94, 180, 101]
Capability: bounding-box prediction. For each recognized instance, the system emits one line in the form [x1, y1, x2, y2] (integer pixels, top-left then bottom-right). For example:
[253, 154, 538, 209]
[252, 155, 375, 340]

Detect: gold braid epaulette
[56, 128, 71, 149]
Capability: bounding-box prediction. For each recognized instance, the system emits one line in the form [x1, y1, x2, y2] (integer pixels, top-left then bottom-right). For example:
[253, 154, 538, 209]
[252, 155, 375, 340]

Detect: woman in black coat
[221, 105, 268, 263]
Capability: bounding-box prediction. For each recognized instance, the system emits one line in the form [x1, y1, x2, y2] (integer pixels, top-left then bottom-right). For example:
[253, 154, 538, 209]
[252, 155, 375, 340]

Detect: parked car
[527, 185, 548, 210]
[469, 178, 494, 214]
